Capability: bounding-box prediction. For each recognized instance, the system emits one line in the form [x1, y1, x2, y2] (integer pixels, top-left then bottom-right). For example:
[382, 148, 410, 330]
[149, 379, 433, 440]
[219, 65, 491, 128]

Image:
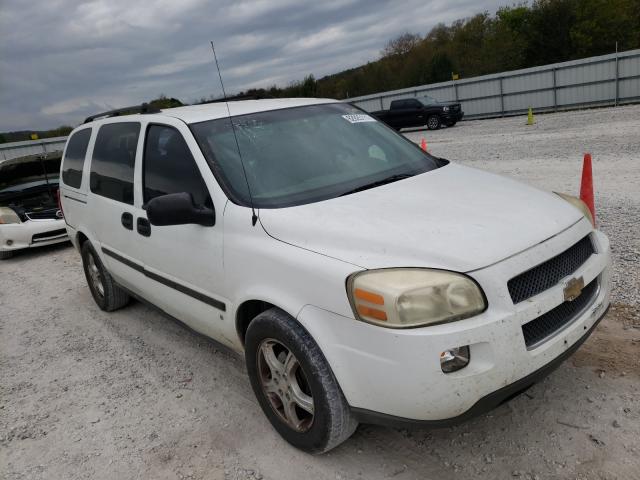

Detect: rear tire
[0, 251, 13, 260]
[81, 241, 130, 311]
[427, 115, 441, 130]
[245, 308, 358, 453]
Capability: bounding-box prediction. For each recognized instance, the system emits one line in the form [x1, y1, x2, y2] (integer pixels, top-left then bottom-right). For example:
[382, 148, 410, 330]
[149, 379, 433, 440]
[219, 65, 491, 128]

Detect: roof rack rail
[201, 93, 275, 104]
[83, 103, 161, 124]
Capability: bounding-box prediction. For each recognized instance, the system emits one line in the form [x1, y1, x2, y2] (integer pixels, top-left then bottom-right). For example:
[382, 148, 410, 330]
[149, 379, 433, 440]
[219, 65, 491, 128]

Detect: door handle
[137, 217, 151, 237]
[121, 212, 133, 230]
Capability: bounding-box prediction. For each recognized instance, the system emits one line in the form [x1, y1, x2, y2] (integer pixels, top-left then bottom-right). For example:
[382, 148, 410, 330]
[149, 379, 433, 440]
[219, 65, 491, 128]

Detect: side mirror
[146, 192, 215, 227]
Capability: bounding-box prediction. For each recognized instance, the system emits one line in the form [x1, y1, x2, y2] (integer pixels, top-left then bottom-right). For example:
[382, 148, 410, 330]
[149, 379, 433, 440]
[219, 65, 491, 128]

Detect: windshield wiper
[340, 173, 413, 197]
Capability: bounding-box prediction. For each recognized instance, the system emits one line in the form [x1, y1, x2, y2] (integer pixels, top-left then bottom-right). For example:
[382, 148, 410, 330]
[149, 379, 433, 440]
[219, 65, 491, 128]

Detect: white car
[60, 99, 611, 453]
[0, 155, 68, 259]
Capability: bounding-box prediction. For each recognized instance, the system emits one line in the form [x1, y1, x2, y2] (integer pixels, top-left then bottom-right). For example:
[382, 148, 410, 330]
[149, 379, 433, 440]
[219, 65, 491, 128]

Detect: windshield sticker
[342, 114, 376, 123]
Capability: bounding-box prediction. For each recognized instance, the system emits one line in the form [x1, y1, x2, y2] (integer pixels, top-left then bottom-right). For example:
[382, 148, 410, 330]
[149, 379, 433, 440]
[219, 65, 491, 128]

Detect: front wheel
[0, 250, 13, 260]
[427, 115, 441, 130]
[245, 308, 358, 453]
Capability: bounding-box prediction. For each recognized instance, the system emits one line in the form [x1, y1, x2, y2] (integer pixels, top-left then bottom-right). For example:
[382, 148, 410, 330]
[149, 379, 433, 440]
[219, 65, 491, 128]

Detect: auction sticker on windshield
[342, 114, 376, 123]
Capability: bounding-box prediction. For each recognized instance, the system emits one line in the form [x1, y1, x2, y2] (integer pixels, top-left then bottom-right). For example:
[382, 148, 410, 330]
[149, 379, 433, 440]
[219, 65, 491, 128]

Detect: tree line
[234, 0, 640, 100]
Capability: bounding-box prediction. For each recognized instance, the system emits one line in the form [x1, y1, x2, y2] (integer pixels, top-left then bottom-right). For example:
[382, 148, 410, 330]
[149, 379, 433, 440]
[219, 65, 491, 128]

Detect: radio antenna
[210, 41, 258, 226]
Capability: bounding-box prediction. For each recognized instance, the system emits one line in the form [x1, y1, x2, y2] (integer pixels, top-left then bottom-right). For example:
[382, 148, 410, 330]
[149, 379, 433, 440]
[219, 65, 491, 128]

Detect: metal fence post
[499, 77, 504, 116]
[552, 68, 557, 111]
[379, 97, 384, 110]
[615, 43, 619, 106]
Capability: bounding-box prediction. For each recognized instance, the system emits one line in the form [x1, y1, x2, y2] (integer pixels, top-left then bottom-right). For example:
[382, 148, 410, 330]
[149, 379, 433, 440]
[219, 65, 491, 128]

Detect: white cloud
[0, 0, 506, 130]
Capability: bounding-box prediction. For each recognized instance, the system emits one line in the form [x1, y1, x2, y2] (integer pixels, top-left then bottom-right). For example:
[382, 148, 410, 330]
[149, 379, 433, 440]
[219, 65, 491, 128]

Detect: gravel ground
[2, 105, 639, 480]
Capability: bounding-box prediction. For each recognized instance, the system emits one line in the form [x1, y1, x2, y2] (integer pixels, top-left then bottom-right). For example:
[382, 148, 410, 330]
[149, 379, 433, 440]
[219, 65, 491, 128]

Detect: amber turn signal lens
[354, 288, 384, 305]
[356, 305, 388, 321]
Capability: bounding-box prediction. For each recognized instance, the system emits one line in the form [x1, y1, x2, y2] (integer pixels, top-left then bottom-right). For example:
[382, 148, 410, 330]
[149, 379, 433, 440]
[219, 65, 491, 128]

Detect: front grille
[522, 278, 598, 348]
[508, 235, 594, 304]
[32, 228, 67, 243]
[25, 208, 61, 220]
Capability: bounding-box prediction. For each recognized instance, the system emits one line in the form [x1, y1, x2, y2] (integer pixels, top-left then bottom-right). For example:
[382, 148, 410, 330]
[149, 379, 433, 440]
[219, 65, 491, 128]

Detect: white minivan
[60, 99, 611, 453]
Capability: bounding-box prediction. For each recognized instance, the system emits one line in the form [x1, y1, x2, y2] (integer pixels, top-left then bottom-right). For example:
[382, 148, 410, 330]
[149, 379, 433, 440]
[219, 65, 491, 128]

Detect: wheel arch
[76, 230, 89, 248]
[235, 298, 304, 347]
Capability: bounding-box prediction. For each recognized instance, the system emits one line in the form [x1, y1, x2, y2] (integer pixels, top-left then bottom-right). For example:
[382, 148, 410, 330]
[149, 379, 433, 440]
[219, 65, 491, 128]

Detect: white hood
[258, 163, 582, 272]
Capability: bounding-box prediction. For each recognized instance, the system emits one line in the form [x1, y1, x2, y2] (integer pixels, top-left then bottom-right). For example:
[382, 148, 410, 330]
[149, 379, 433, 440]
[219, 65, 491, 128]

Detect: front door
[403, 99, 424, 127]
[132, 120, 232, 346]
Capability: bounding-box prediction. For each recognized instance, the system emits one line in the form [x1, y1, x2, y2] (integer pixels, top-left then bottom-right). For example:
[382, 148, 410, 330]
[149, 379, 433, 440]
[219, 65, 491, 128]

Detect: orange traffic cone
[580, 153, 595, 223]
[420, 138, 427, 151]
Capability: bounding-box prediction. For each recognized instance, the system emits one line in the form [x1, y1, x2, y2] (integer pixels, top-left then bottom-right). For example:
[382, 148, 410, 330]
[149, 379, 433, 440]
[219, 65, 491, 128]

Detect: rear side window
[90, 122, 140, 204]
[62, 128, 91, 188]
[143, 125, 211, 207]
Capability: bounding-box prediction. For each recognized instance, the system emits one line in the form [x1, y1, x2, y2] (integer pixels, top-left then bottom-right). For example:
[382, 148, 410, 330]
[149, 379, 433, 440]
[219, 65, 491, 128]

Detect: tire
[0, 250, 13, 260]
[81, 241, 130, 311]
[245, 308, 358, 453]
[427, 115, 441, 130]
[446, 121, 457, 127]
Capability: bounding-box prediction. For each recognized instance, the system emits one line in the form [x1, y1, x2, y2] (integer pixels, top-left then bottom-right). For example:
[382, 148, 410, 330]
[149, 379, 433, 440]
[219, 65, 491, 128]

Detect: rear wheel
[81, 241, 129, 311]
[245, 308, 357, 453]
[427, 115, 441, 130]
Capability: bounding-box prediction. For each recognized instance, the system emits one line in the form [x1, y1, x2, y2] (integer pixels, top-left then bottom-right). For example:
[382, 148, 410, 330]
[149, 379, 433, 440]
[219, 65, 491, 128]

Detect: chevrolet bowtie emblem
[564, 276, 585, 302]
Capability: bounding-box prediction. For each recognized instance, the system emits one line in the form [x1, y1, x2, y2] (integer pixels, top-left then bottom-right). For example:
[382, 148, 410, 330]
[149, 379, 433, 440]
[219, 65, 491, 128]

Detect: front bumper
[0, 218, 68, 252]
[442, 110, 464, 122]
[351, 303, 609, 427]
[297, 219, 611, 422]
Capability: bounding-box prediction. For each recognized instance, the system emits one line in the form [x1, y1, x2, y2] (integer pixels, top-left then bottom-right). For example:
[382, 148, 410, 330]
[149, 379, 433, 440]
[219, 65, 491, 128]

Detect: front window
[191, 103, 441, 208]
[143, 124, 212, 208]
[419, 95, 438, 105]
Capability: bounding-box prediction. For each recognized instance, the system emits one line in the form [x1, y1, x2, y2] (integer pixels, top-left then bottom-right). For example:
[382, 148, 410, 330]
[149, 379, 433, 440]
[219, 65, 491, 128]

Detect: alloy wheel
[87, 253, 105, 298]
[257, 338, 315, 432]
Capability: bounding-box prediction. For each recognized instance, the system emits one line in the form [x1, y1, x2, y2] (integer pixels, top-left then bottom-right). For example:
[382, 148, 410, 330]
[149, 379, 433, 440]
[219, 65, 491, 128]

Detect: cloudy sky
[0, 0, 506, 131]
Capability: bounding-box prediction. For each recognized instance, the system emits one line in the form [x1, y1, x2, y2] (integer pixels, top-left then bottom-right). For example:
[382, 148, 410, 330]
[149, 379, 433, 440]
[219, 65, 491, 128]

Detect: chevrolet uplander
[60, 99, 611, 453]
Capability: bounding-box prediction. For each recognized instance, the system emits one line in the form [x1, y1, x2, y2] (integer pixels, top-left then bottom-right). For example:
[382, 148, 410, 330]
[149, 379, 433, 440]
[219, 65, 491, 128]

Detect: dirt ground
[2, 105, 640, 480]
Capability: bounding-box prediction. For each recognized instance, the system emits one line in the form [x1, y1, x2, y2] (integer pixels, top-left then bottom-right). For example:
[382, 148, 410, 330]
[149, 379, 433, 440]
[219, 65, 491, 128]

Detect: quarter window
[90, 122, 140, 204]
[62, 128, 91, 188]
[143, 125, 211, 207]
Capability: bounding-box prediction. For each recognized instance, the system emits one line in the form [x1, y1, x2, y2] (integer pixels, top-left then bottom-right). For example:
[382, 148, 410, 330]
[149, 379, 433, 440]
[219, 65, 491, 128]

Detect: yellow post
[526, 107, 535, 125]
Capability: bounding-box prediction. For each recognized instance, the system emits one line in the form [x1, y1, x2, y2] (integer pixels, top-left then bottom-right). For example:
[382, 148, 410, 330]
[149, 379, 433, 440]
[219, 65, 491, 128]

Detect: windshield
[191, 103, 441, 208]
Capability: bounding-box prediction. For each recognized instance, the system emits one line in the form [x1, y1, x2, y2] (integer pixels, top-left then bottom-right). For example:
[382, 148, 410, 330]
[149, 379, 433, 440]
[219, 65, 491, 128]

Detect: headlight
[442, 106, 450, 112]
[347, 268, 486, 328]
[0, 207, 21, 224]
[555, 192, 594, 227]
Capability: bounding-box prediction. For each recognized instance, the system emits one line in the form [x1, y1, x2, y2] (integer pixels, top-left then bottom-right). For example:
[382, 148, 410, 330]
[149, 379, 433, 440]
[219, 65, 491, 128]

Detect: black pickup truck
[371, 95, 463, 131]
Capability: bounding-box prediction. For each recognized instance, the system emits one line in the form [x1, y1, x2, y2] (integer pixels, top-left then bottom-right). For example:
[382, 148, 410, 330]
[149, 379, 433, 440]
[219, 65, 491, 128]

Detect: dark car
[371, 95, 463, 131]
